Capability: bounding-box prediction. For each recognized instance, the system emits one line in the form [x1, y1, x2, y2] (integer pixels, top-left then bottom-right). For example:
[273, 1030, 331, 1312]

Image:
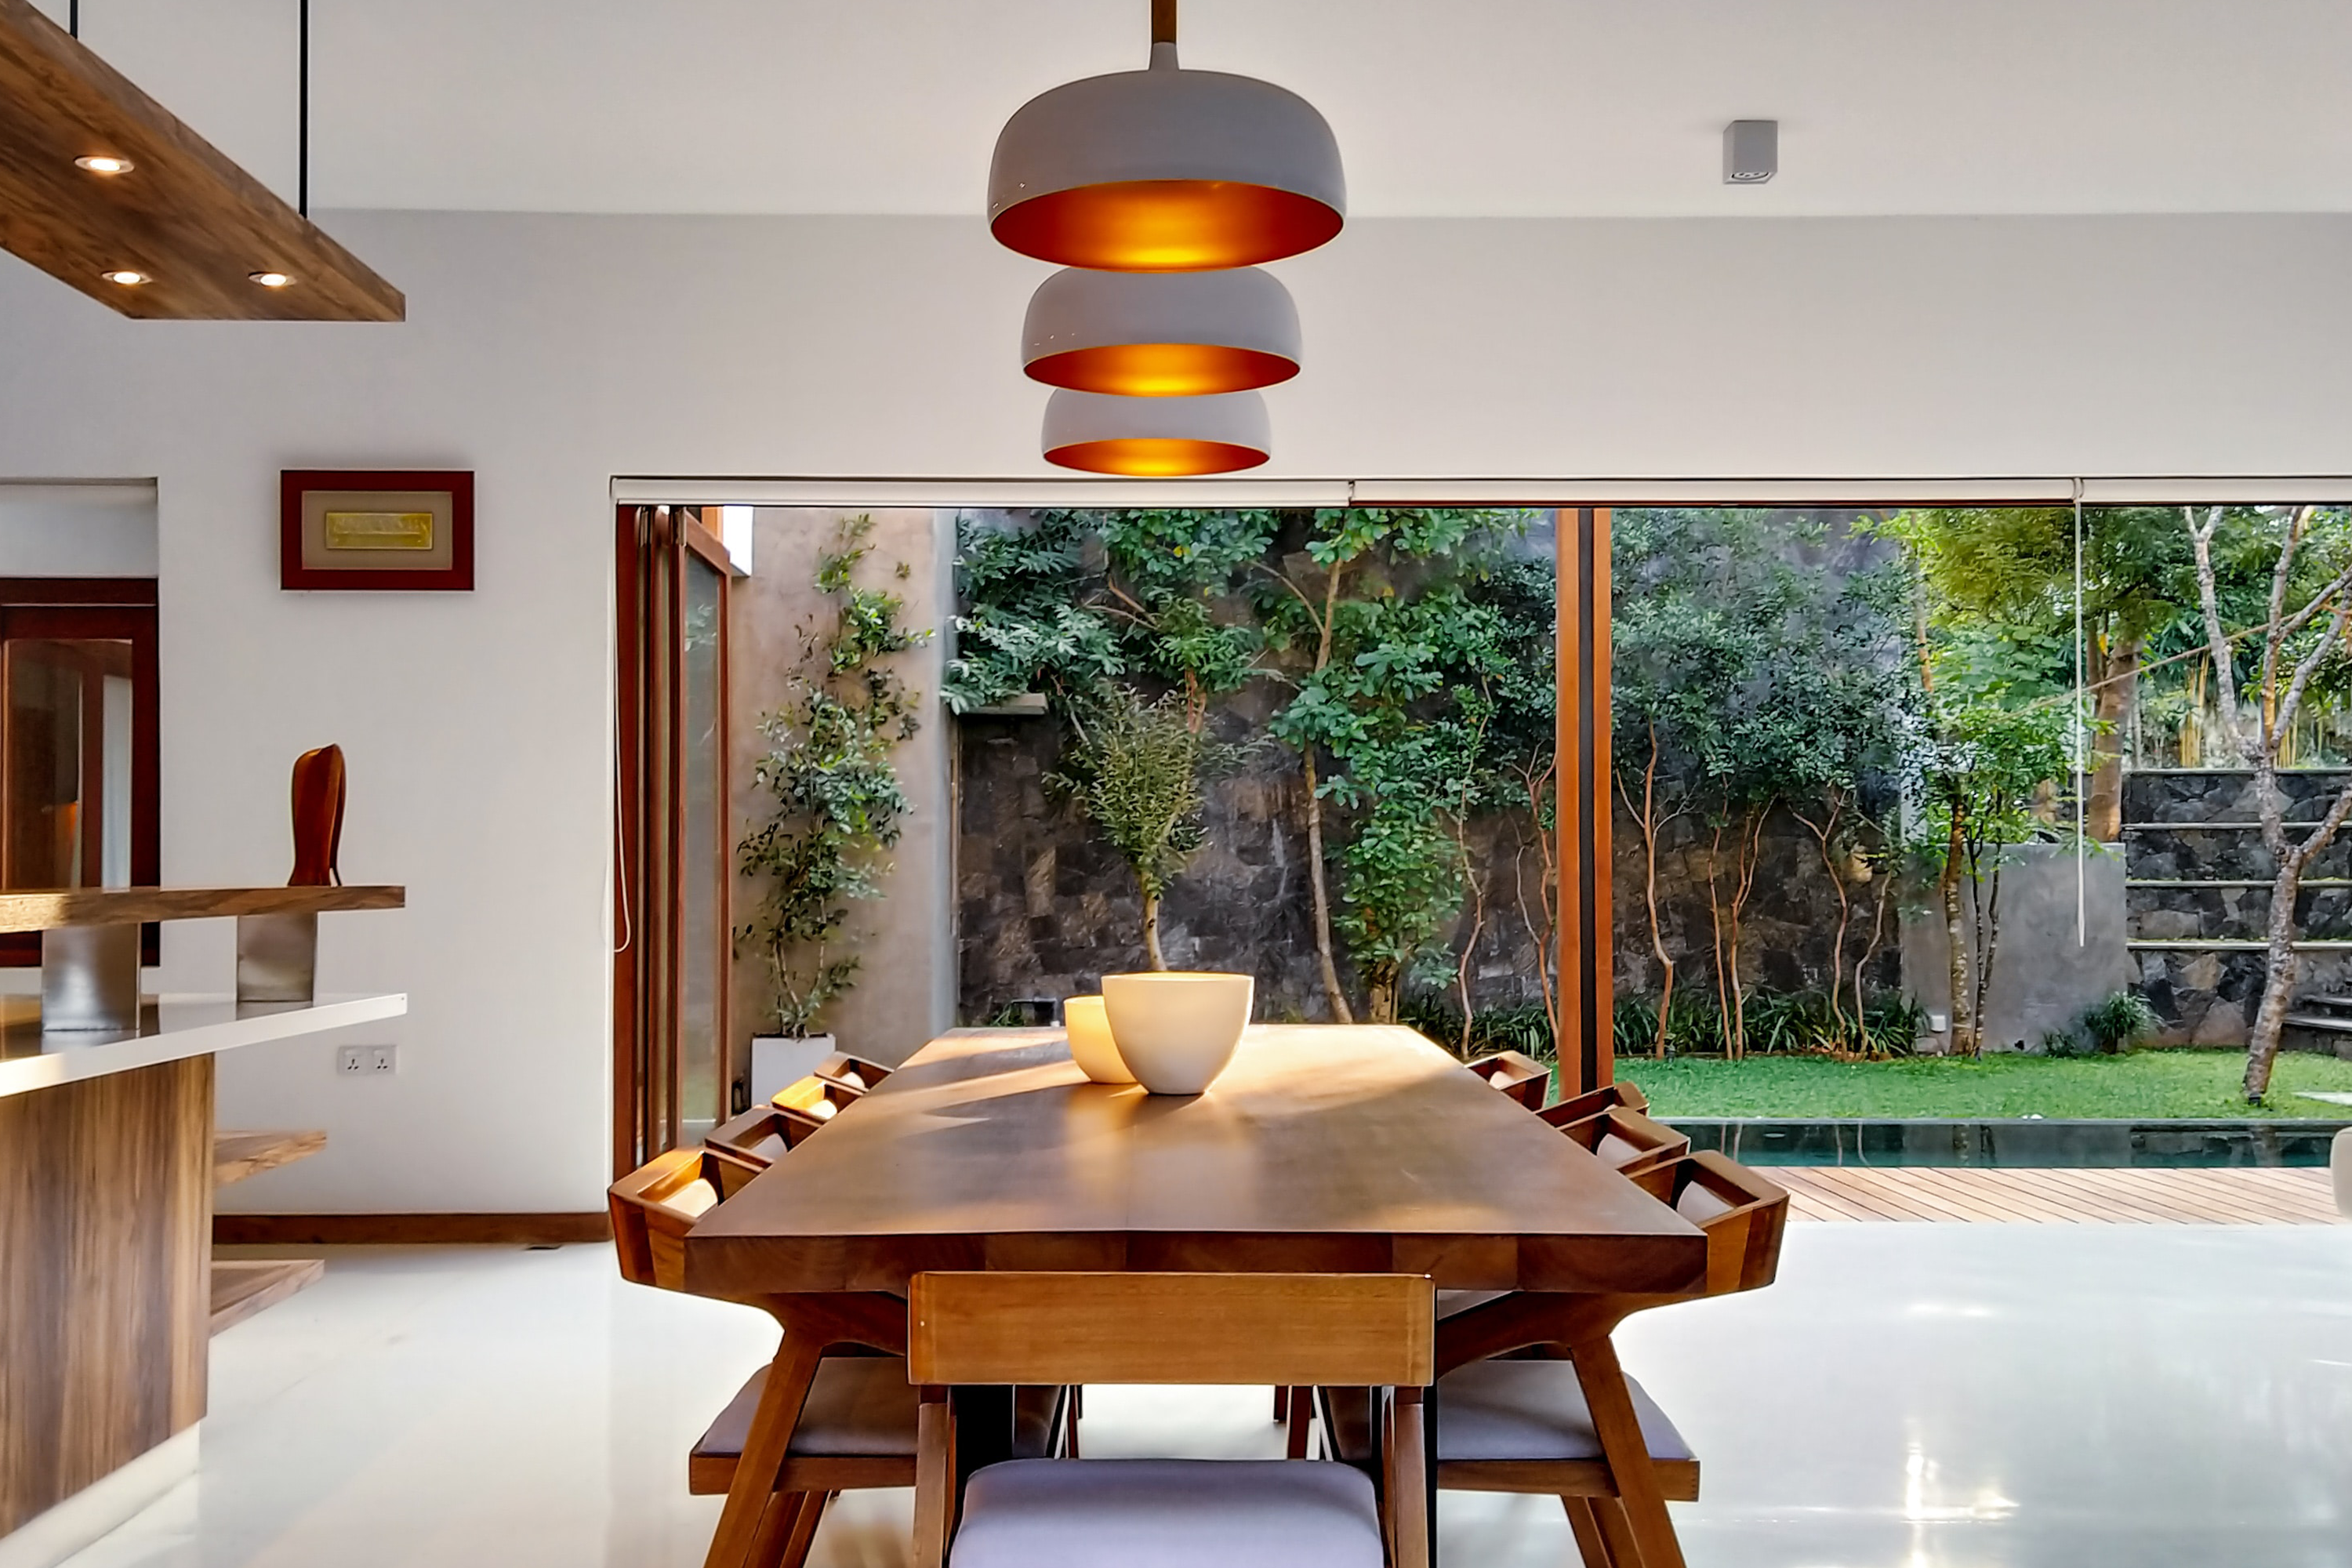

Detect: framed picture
[280, 470, 474, 591]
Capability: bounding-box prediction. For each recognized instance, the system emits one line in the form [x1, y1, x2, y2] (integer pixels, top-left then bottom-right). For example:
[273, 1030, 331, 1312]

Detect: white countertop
[0, 992, 408, 1100]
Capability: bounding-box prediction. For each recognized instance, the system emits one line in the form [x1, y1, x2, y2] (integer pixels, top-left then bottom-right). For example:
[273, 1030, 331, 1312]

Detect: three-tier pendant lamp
[990, 0, 1343, 475]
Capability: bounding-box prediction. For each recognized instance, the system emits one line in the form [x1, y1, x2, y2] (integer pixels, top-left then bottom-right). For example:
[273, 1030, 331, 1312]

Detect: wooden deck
[1775, 1165, 2342, 1224]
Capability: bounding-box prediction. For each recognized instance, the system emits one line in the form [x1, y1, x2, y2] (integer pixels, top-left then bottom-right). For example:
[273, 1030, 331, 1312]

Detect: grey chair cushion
[695, 1357, 920, 1461]
[1436, 1361, 1693, 1465]
[949, 1458, 1385, 1568]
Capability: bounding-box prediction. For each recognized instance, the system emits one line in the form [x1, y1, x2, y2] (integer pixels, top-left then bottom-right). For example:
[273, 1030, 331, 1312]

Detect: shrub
[1401, 994, 1556, 1062]
[2078, 989, 2161, 1054]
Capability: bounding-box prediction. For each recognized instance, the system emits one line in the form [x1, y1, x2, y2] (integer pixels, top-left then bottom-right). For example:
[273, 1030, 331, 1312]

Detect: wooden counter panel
[0, 884, 403, 932]
[0, 1055, 210, 1535]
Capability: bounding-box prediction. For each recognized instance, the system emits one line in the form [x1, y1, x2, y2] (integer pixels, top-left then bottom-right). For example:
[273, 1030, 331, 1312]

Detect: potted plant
[738, 516, 927, 1101]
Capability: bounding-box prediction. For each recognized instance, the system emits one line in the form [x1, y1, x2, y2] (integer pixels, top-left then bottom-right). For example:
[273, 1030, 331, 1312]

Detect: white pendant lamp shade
[1042, 388, 1271, 476]
[1023, 267, 1301, 397]
[989, 42, 1345, 271]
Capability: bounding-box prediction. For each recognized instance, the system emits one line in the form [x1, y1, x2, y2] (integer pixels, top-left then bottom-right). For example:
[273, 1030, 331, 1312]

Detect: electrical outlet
[369, 1046, 397, 1075]
[338, 1045, 397, 1076]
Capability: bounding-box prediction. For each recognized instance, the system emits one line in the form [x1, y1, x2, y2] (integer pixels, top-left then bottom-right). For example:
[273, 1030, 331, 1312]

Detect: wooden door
[615, 507, 733, 1173]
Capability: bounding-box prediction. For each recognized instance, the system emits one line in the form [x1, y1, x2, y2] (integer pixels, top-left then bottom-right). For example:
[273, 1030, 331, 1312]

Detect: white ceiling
[36, 0, 2352, 219]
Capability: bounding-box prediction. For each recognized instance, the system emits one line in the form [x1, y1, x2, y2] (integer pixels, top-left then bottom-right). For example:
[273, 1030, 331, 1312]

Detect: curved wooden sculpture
[288, 746, 345, 887]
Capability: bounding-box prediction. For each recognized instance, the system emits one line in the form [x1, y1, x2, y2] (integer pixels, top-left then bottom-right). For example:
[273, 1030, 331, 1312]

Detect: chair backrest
[815, 1051, 893, 1095]
[1555, 1105, 1690, 1176]
[608, 1146, 726, 1291]
[909, 1272, 1434, 1390]
[703, 1105, 795, 1196]
[771, 1074, 861, 1143]
[1465, 1051, 1549, 1109]
[1628, 1152, 1788, 1297]
[1537, 1080, 1648, 1127]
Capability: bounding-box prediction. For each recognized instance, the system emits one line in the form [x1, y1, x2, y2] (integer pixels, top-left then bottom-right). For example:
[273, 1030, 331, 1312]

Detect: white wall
[0, 484, 160, 576]
[2, 209, 2349, 1212]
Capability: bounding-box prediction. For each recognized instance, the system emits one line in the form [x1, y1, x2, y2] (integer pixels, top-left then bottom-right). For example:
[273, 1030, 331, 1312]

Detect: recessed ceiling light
[100, 269, 148, 286]
[249, 271, 295, 289]
[74, 154, 135, 175]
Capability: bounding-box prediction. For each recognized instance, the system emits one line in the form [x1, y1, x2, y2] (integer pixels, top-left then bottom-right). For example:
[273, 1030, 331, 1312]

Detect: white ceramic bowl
[1100, 971, 1254, 1095]
[1062, 996, 1134, 1084]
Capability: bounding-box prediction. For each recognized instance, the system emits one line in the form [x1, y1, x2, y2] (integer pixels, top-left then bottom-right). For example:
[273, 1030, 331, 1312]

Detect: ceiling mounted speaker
[1042, 389, 1272, 476]
[989, 5, 1344, 271]
[1024, 267, 1301, 397]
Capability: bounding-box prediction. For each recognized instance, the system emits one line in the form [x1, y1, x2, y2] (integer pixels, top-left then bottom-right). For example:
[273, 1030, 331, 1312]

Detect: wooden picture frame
[280, 470, 474, 591]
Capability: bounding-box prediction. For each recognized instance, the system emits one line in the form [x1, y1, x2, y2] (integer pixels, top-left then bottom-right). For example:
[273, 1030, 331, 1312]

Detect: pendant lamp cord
[2074, 477, 2088, 947]
[1152, 0, 1176, 45]
[298, 0, 310, 217]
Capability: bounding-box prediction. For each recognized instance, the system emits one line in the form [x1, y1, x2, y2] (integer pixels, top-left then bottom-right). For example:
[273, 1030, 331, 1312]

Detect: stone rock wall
[956, 709, 1887, 1022]
[2125, 768, 2352, 1053]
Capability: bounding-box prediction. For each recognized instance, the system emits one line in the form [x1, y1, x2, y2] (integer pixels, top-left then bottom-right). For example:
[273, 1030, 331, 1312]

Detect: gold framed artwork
[280, 470, 474, 590]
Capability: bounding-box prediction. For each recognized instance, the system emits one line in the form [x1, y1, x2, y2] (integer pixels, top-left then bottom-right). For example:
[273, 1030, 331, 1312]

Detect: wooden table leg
[1568, 1335, 1683, 1568]
[702, 1334, 825, 1568]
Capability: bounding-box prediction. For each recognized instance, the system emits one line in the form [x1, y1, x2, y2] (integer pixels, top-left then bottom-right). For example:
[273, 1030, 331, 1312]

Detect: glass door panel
[2, 638, 135, 889]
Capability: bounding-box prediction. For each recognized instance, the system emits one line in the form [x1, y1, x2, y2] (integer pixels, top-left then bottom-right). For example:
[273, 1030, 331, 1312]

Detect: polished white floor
[64, 1225, 2352, 1568]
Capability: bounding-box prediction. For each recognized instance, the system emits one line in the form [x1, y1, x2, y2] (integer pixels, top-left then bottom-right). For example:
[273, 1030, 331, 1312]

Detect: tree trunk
[1301, 564, 1354, 1025]
[2245, 861, 2301, 1102]
[1142, 891, 1167, 971]
[1706, 822, 1732, 1058]
[1726, 809, 1766, 1060]
[2085, 638, 2140, 842]
[1973, 862, 2004, 1051]
[1366, 966, 1399, 1026]
[1940, 811, 1973, 1056]
[1453, 838, 1486, 1058]
[1617, 725, 1676, 1059]
[1302, 752, 1352, 1022]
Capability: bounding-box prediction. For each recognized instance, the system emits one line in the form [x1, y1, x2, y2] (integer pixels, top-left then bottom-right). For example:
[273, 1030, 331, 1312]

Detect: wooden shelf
[0, 884, 403, 933]
[213, 1130, 326, 1188]
[209, 1258, 325, 1336]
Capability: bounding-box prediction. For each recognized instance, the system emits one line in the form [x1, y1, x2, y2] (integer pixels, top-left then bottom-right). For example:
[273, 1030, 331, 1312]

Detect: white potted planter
[1062, 996, 1135, 1084]
[1101, 971, 1254, 1095]
[750, 1033, 837, 1107]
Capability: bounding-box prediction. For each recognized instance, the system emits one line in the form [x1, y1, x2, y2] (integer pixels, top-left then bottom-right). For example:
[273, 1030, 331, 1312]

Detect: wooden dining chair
[1466, 1050, 1551, 1109]
[612, 1148, 1029, 1568]
[772, 1074, 862, 1143]
[1406, 1152, 1790, 1568]
[705, 1104, 797, 1196]
[1550, 1105, 1690, 1178]
[814, 1051, 893, 1094]
[1538, 1080, 1650, 1127]
[909, 1271, 1436, 1568]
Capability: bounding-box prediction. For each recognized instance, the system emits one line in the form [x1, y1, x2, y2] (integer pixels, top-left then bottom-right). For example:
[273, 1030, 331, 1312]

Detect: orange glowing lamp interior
[1044, 437, 1270, 477]
[993, 180, 1342, 271]
[1026, 341, 1299, 397]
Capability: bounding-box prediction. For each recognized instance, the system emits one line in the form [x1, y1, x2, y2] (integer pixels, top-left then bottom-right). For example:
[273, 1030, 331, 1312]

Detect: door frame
[612, 506, 732, 1176]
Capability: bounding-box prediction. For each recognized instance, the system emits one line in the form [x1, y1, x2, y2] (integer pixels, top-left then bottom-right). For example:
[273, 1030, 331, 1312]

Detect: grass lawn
[1613, 1048, 2352, 1120]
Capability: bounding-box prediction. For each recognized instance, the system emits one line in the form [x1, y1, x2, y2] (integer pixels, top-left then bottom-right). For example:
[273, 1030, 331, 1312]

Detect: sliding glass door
[614, 507, 731, 1171]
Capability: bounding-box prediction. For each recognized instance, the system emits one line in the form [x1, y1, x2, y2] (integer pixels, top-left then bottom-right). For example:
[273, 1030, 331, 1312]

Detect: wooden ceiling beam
[0, 0, 402, 322]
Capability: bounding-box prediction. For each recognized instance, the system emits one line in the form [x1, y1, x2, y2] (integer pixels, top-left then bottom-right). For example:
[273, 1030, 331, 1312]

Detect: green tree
[1876, 506, 2192, 840]
[1909, 695, 2073, 1057]
[738, 517, 927, 1037]
[1254, 507, 1523, 1022]
[2182, 504, 2352, 1100]
[1051, 686, 1221, 969]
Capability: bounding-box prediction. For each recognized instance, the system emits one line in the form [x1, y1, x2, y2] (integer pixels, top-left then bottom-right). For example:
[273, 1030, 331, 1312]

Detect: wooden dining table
[684, 1023, 1711, 1568]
